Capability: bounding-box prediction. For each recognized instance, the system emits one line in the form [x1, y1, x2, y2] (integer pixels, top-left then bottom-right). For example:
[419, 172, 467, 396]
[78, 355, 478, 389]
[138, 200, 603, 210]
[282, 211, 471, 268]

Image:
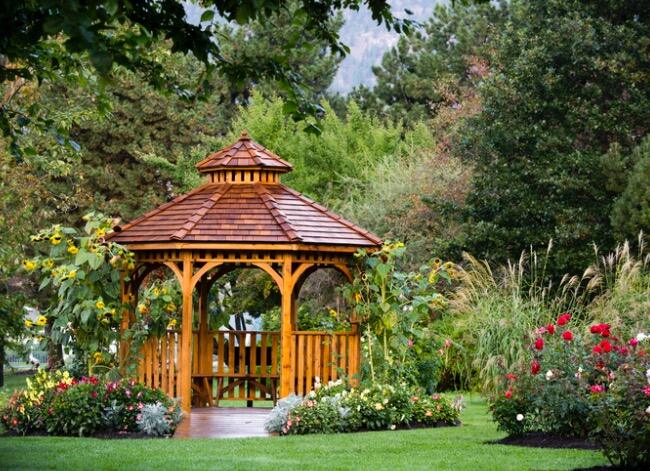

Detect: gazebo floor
[174, 407, 272, 439]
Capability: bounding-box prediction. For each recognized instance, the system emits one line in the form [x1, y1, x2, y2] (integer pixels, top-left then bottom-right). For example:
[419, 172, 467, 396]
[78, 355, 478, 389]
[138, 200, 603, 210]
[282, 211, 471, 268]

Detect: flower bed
[265, 379, 462, 435]
[1, 370, 181, 437]
[488, 314, 650, 468]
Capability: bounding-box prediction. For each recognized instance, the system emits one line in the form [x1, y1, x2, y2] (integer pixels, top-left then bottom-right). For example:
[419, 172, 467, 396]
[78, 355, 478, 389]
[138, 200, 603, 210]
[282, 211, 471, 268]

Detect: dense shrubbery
[1, 370, 181, 437]
[488, 315, 650, 468]
[265, 379, 462, 435]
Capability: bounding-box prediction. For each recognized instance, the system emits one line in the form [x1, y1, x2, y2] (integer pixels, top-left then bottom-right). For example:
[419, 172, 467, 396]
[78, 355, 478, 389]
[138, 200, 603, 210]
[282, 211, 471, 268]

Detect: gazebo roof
[195, 131, 293, 173]
[108, 133, 382, 248]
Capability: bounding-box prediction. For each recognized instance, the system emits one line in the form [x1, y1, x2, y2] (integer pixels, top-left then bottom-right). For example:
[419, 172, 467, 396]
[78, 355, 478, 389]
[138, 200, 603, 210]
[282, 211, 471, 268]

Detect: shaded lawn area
[0, 373, 30, 408]
[0, 392, 608, 471]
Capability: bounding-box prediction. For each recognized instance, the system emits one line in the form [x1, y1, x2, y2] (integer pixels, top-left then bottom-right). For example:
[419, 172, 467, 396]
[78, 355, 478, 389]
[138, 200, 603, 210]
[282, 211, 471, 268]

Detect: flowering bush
[265, 378, 462, 435]
[1, 370, 181, 437]
[488, 314, 650, 468]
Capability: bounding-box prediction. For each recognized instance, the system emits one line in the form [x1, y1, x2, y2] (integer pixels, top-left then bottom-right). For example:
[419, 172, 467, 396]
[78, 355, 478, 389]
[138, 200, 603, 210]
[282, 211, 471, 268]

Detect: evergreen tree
[461, 0, 650, 275]
[351, 2, 507, 124]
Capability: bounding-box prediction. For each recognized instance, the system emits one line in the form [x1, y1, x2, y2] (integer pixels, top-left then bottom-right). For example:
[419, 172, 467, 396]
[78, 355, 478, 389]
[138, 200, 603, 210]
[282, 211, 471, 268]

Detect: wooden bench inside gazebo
[109, 131, 381, 413]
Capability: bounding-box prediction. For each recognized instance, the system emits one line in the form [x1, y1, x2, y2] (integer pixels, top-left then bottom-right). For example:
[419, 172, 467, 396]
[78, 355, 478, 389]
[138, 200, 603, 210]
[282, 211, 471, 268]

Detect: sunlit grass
[0, 394, 608, 470]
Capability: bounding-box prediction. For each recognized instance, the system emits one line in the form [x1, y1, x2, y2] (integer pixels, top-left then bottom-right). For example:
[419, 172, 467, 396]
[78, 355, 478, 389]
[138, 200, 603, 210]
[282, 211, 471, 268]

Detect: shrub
[265, 379, 462, 435]
[1, 370, 181, 437]
[588, 347, 650, 468]
[137, 402, 181, 437]
[488, 314, 650, 468]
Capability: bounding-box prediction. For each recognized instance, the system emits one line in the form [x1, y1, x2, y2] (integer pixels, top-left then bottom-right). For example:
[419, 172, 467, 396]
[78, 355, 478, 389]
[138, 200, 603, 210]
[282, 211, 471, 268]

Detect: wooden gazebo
[109, 132, 381, 412]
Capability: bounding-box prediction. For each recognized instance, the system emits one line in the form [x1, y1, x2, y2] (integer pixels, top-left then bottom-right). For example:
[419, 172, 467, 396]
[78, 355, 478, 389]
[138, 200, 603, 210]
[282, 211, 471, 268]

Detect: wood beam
[179, 252, 194, 413]
[279, 254, 295, 397]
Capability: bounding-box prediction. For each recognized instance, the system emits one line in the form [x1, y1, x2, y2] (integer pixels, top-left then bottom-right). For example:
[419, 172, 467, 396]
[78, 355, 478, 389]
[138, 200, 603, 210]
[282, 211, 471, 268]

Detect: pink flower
[125, 389, 131, 398]
[629, 338, 639, 347]
[643, 386, 650, 397]
[590, 385, 605, 394]
[91, 391, 98, 399]
[286, 419, 292, 428]
[562, 330, 573, 341]
[407, 339, 414, 348]
[431, 394, 441, 401]
[138, 402, 144, 409]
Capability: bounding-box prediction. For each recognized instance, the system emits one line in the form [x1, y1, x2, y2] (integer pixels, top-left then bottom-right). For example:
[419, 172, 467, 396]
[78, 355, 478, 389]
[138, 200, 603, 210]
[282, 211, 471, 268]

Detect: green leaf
[200, 10, 215, 22]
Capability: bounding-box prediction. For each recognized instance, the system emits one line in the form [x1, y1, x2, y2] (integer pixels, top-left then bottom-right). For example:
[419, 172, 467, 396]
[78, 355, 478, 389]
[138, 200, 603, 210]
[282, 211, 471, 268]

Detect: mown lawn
[0, 380, 608, 471]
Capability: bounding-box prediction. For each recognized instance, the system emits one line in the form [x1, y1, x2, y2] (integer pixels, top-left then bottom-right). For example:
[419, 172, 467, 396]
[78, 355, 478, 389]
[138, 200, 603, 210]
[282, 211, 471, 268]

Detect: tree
[461, 0, 650, 276]
[610, 136, 650, 239]
[351, 1, 507, 124]
[0, 0, 413, 144]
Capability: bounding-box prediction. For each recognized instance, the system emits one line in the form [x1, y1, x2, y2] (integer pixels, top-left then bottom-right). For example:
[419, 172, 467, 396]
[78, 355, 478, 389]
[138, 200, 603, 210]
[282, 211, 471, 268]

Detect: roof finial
[240, 130, 250, 140]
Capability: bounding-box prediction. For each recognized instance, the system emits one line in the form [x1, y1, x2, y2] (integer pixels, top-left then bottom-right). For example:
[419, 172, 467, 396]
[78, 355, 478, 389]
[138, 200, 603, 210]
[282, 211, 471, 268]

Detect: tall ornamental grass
[450, 234, 649, 393]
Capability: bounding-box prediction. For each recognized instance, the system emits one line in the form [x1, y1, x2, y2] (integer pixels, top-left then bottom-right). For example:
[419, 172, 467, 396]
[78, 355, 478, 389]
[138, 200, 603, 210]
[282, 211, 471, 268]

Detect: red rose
[504, 390, 512, 399]
[534, 338, 544, 350]
[557, 313, 571, 326]
[562, 330, 573, 341]
[600, 340, 612, 353]
[629, 338, 639, 347]
[593, 345, 603, 354]
[546, 324, 556, 335]
[91, 391, 98, 399]
[531, 360, 541, 375]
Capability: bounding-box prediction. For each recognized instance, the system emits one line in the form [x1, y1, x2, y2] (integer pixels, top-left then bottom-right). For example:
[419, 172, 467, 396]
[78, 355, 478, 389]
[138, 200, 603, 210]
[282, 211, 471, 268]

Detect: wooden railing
[138, 331, 181, 398]
[289, 329, 360, 396]
[192, 330, 280, 404]
[139, 327, 361, 404]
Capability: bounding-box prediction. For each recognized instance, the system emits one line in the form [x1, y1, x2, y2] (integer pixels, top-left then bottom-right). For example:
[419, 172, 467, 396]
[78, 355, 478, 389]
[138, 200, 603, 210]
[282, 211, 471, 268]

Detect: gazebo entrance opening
[110, 132, 381, 413]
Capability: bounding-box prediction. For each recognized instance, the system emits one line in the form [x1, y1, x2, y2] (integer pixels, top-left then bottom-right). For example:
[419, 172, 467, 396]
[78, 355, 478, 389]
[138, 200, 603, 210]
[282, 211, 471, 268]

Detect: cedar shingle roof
[195, 131, 292, 173]
[108, 133, 381, 247]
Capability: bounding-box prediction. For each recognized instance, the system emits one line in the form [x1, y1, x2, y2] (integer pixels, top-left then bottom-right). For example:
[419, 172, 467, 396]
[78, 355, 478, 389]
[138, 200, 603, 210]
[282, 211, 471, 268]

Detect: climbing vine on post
[343, 242, 455, 385]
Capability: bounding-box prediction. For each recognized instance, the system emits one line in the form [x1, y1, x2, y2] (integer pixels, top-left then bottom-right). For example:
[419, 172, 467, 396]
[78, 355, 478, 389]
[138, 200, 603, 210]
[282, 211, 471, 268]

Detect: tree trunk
[45, 319, 64, 370]
[0, 338, 4, 388]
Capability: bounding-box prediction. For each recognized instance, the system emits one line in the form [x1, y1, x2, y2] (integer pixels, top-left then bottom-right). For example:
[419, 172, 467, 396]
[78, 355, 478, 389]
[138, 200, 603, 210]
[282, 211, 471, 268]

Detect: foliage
[353, 1, 507, 124]
[129, 279, 181, 342]
[136, 402, 180, 437]
[450, 234, 650, 393]
[460, 0, 650, 276]
[488, 315, 650, 468]
[265, 378, 462, 435]
[343, 242, 455, 388]
[588, 351, 650, 468]
[25, 214, 135, 374]
[610, 137, 650, 240]
[0, 0, 412, 147]
[0, 369, 181, 437]
[225, 93, 432, 205]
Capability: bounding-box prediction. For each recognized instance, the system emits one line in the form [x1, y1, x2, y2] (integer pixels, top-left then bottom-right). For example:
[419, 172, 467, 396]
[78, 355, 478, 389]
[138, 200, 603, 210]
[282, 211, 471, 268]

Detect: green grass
[0, 394, 608, 470]
[0, 373, 30, 408]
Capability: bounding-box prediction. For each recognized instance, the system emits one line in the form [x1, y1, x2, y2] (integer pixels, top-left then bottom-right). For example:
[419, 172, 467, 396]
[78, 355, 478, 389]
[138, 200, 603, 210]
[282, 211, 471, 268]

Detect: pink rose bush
[1, 370, 181, 437]
[488, 313, 650, 468]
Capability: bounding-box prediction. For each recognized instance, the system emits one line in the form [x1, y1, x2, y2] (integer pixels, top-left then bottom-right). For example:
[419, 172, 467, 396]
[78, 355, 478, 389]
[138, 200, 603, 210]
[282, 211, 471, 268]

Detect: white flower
[390, 424, 396, 430]
[516, 414, 524, 422]
[637, 332, 648, 342]
[646, 369, 650, 384]
[646, 406, 650, 415]
[545, 370, 555, 381]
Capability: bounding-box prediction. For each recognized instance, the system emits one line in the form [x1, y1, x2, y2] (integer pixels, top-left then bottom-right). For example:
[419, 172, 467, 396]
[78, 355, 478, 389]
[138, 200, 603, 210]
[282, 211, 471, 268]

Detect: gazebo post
[180, 253, 194, 413]
[197, 278, 211, 375]
[280, 254, 295, 397]
[118, 273, 133, 375]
